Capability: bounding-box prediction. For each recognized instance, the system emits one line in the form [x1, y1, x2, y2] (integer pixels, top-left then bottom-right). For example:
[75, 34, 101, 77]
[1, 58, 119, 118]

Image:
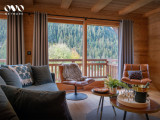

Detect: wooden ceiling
[0, 0, 160, 17]
[33, 0, 160, 16]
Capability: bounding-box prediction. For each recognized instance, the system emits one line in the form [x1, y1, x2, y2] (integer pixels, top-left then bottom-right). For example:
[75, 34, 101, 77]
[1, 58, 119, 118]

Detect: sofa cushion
[24, 83, 59, 91]
[9, 65, 33, 87]
[128, 71, 142, 80]
[1, 85, 72, 120]
[0, 76, 6, 85]
[31, 65, 53, 85]
[0, 68, 22, 88]
[0, 86, 19, 120]
[1, 64, 33, 87]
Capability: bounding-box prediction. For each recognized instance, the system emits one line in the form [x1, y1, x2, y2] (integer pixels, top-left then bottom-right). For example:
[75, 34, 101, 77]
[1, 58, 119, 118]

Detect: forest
[0, 20, 118, 61]
[0, 19, 7, 60]
[48, 23, 118, 60]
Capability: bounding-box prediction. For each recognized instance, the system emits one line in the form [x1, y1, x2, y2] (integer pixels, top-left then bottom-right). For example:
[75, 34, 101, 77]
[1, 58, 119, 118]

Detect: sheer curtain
[7, 13, 25, 65]
[32, 12, 48, 66]
[118, 20, 134, 80]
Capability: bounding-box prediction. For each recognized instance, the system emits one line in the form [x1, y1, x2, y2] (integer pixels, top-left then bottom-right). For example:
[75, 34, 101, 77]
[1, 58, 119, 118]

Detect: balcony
[49, 59, 118, 82]
[0, 59, 118, 82]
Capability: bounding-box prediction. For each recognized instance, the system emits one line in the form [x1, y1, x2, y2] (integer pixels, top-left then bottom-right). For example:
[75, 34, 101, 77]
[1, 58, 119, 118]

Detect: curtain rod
[0, 10, 121, 22]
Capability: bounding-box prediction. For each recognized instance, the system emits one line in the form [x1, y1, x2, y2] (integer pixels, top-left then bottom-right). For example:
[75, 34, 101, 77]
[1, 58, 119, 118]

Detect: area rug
[86, 106, 160, 120]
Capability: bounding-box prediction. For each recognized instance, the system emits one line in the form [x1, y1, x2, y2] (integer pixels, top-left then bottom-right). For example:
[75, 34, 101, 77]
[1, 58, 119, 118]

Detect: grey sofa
[0, 65, 72, 120]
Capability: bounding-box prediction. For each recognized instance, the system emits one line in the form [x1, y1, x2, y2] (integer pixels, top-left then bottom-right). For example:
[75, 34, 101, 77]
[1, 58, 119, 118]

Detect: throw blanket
[62, 63, 87, 81]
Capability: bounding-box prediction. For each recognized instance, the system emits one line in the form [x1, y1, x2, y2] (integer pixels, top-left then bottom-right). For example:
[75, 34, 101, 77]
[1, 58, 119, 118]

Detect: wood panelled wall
[24, 14, 34, 64]
[133, 18, 148, 64]
[148, 13, 160, 91]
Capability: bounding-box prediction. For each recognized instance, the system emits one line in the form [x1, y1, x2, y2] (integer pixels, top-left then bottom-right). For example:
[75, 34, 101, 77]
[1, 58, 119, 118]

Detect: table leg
[100, 96, 104, 120]
[112, 105, 116, 116]
[123, 111, 127, 120]
[97, 96, 102, 114]
[145, 114, 149, 120]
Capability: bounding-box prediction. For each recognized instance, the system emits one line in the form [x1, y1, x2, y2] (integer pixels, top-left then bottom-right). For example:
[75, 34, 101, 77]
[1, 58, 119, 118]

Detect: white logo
[4, 5, 24, 15]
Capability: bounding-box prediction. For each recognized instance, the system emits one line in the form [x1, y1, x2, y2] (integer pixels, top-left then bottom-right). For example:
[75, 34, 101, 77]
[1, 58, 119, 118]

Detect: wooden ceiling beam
[119, 0, 154, 15]
[61, 0, 72, 9]
[144, 7, 160, 17]
[91, 0, 112, 13]
[24, 0, 34, 6]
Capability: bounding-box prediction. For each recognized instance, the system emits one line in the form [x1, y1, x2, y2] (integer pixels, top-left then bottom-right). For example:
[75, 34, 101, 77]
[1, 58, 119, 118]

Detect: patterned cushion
[9, 65, 33, 87]
[128, 71, 143, 80]
[2, 64, 33, 87]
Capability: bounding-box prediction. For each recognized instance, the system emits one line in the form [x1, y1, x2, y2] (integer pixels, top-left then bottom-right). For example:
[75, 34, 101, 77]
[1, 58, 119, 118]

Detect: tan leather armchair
[121, 64, 152, 85]
[59, 65, 95, 100]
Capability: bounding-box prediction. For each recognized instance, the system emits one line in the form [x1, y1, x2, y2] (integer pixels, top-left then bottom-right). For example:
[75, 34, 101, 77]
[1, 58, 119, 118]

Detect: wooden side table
[91, 89, 118, 120]
[110, 96, 160, 120]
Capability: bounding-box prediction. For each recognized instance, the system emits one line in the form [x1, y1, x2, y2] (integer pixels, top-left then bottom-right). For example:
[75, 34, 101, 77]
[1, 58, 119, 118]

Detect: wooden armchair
[121, 64, 152, 85]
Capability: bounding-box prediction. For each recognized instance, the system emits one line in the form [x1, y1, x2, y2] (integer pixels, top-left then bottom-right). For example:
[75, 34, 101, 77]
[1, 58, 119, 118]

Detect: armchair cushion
[63, 78, 95, 87]
[1, 85, 72, 120]
[122, 77, 152, 85]
[128, 71, 142, 80]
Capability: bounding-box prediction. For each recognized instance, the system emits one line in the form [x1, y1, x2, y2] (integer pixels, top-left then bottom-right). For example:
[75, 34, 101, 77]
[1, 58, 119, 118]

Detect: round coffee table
[91, 89, 118, 120]
[110, 96, 160, 120]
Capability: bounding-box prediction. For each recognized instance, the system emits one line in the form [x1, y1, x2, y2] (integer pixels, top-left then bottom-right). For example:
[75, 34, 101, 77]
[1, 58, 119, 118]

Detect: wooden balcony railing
[0, 59, 118, 82]
[49, 59, 118, 82]
[0, 59, 6, 64]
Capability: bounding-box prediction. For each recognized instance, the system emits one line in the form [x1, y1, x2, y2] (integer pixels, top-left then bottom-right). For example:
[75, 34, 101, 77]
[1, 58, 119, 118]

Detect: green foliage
[48, 23, 118, 59]
[49, 44, 71, 59]
[71, 48, 80, 59]
[0, 40, 6, 59]
[104, 76, 129, 89]
[0, 19, 7, 60]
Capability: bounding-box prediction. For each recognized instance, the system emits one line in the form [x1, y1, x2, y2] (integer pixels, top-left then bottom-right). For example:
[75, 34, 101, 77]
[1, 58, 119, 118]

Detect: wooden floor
[67, 88, 160, 120]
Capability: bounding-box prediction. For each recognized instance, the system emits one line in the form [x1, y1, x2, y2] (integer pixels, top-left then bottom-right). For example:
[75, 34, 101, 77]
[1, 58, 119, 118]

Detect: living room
[0, 0, 160, 120]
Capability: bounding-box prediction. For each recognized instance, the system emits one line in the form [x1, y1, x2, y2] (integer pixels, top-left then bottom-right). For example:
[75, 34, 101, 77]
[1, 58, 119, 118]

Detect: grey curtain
[32, 12, 48, 66]
[7, 13, 25, 65]
[118, 20, 134, 80]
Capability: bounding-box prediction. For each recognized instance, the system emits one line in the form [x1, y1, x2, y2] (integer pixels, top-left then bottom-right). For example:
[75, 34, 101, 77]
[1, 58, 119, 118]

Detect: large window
[48, 21, 119, 81]
[0, 19, 7, 65]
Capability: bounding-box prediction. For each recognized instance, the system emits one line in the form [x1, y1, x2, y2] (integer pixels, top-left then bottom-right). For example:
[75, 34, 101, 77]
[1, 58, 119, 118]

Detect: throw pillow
[1, 64, 33, 87]
[128, 71, 143, 80]
[1, 85, 72, 120]
[0, 68, 22, 88]
[0, 86, 19, 120]
[31, 65, 53, 85]
[0, 76, 6, 85]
